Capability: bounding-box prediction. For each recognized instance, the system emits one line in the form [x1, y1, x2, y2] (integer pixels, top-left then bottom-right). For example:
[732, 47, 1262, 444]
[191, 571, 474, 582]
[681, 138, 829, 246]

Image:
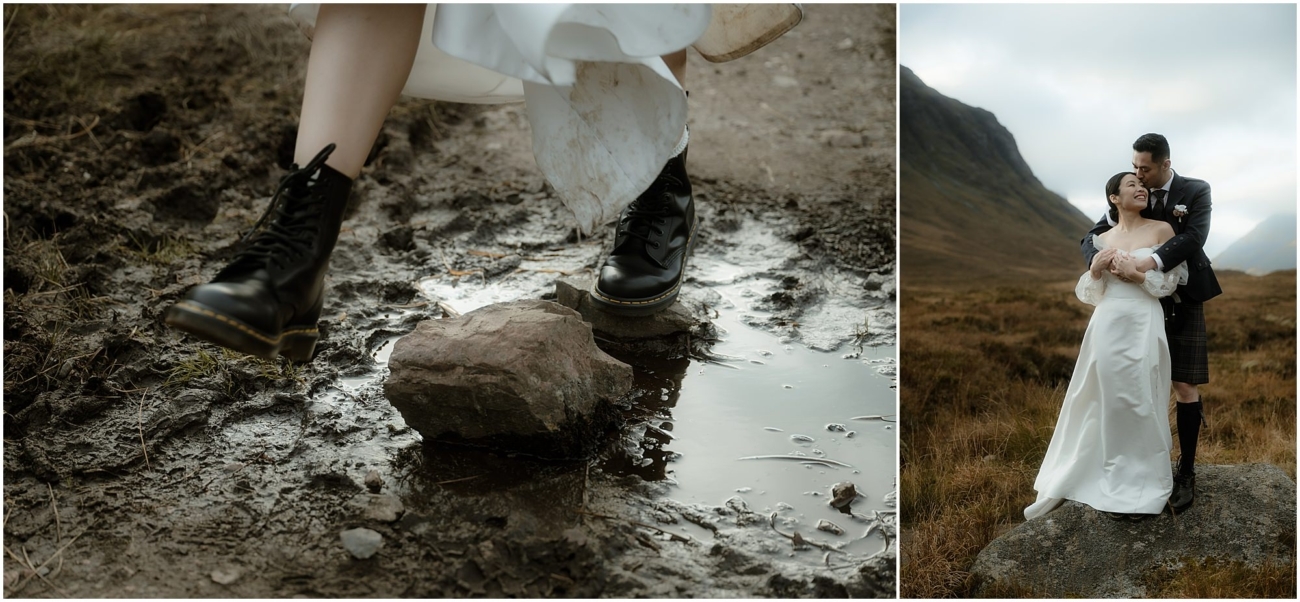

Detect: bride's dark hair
[1105, 171, 1133, 223]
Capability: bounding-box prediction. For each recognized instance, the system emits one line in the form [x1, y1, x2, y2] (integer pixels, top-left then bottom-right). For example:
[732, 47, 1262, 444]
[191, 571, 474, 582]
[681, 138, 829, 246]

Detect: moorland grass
[900, 271, 1296, 598]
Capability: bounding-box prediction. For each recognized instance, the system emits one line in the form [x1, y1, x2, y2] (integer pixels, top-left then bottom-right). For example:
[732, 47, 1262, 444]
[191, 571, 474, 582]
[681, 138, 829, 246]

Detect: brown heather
[900, 270, 1296, 598]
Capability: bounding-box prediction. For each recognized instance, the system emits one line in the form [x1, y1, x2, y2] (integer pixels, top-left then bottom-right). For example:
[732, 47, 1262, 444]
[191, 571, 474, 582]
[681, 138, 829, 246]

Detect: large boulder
[384, 299, 633, 457]
[971, 464, 1296, 597]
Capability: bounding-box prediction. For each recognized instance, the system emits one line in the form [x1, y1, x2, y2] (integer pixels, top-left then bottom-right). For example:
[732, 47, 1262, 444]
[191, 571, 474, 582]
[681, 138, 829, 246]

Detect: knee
[1172, 382, 1199, 402]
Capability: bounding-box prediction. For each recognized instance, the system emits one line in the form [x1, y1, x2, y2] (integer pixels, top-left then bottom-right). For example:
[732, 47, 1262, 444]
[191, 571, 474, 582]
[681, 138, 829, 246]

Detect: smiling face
[1132, 151, 1172, 189]
[1109, 173, 1148, 212]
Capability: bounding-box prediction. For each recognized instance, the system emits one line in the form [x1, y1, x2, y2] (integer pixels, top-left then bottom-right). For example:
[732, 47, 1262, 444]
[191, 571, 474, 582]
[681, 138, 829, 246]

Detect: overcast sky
[900, 4, 1296, 258]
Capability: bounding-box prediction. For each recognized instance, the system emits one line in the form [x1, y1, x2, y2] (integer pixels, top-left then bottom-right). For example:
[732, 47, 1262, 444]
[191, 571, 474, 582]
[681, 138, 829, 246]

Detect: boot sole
[165, 300, 319, 362]
[590, 220, 697, 317]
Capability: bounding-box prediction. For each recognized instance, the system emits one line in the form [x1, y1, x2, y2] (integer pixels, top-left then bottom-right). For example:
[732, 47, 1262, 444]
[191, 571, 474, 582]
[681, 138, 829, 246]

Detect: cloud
[901, 3, 1297, 258]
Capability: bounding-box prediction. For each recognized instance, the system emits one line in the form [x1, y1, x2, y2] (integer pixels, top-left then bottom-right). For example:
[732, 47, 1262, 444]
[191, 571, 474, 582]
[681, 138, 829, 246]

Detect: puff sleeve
[1075, 271, 1107, 306]
[1140, 261, 1188, 298]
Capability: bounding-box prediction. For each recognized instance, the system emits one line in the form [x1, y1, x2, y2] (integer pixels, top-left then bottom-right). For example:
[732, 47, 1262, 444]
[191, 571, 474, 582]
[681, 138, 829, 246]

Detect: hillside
[900, 66, 1092, 286]
[1214, 214, 1296, 275]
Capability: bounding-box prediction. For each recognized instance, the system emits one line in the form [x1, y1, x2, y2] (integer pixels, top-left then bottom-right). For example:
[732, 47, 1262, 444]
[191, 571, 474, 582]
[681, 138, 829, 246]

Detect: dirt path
[4, 5, 895, 597]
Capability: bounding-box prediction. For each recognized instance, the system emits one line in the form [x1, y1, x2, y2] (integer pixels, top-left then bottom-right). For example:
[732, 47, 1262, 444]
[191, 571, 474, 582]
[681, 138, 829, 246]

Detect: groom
[1080, 133, 1222, 513]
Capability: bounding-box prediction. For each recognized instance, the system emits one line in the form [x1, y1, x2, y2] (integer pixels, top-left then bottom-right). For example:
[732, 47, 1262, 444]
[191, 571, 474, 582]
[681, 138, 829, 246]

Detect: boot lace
[618, 171, 682, 250]
[226, 144, 337, 273]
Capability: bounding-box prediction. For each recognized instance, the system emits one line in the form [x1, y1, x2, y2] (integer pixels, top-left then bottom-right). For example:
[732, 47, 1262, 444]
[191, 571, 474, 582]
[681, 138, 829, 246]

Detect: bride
[1025, 172, 1188, 520]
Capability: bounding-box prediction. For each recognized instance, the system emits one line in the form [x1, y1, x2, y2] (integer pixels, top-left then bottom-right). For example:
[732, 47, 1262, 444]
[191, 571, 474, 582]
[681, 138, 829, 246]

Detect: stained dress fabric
[287, 4, 712, 234]
[1024, 239, 1188, 519]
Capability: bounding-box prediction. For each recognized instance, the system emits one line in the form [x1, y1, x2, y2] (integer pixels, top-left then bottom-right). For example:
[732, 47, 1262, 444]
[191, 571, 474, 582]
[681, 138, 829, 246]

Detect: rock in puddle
[340, 527, 384, 560]
[385, 299, 632, 457]
[830, 481, 858, 509]
[816, 519, 846, 536]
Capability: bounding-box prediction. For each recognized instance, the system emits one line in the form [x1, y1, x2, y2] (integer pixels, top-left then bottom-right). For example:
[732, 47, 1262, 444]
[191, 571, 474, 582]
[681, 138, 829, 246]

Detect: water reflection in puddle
[599, 270, 895, 559]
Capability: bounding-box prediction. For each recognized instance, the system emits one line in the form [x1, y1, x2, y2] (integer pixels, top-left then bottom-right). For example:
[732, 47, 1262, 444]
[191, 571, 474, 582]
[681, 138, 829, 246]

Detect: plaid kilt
[1162, 298, 1209, 385]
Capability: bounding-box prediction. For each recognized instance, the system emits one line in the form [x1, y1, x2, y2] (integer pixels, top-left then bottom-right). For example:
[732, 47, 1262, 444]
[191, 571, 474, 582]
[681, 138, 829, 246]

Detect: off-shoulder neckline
[1093, 234, 1162, 254]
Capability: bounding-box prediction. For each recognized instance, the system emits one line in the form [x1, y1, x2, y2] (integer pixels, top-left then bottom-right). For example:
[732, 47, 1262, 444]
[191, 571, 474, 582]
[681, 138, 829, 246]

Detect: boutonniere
[1172, 204, 1188, 222]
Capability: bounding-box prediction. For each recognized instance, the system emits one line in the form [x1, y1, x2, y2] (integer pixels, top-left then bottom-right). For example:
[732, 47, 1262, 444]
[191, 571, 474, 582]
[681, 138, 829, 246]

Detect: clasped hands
[1089, 248, 1150, 283]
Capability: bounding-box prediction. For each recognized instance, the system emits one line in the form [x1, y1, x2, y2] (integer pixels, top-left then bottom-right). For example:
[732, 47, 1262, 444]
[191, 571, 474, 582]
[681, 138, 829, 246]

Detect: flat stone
[385, 300, 632, 456]
[340, 527, 384, 560]
[554, 275, 706, 341]
[971, 464, 1296, 597]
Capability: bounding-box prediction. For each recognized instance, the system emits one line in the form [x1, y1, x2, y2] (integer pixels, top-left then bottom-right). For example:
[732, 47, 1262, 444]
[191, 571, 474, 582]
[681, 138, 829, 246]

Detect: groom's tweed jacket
[1081, 172, 1223, 304]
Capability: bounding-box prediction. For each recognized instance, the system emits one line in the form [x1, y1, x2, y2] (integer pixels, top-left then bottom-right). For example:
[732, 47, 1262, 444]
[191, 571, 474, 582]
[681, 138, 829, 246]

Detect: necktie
[1150, 189, 1167, 215]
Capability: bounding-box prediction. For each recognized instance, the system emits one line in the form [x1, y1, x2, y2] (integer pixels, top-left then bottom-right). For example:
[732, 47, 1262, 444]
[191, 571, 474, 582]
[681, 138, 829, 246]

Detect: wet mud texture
[4, 5, 895, 597]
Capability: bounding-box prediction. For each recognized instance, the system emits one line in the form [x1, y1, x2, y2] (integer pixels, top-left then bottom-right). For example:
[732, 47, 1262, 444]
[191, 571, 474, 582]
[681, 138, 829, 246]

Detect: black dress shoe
[165, 144, 352, 361]
[1169, 471, 1195, 512]
[591, 147, 696, 316]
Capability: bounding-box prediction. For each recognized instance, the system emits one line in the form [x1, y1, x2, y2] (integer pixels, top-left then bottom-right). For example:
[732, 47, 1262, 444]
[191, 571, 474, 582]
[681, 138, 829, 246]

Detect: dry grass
[900, 270, 1296, 598]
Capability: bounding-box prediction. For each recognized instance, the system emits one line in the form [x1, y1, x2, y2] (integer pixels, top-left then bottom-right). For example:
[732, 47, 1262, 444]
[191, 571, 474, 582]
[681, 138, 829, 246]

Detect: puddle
[324, 216, 896, 567]
[600, 267, 896, 561]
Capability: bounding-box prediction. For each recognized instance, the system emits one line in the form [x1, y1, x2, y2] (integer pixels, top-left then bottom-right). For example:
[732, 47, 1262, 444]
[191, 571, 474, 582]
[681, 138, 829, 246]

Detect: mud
[3, 4, 896, 597]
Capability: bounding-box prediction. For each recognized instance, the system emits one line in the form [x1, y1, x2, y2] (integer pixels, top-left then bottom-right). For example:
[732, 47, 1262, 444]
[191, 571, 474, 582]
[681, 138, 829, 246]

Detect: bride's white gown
[1024, 240, 1188, 519]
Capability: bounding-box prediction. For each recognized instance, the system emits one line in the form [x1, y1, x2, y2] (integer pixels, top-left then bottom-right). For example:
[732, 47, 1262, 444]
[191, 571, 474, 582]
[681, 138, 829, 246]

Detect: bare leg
[295, 4, 425, 177]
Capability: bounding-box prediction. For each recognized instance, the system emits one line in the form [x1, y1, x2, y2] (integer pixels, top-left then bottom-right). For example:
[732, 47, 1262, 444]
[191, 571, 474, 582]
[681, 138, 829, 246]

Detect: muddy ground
[3, 4, 896, 597]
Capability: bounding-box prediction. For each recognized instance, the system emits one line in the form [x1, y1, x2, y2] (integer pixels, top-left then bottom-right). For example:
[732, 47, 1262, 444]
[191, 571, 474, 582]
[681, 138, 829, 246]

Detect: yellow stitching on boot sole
[591, 221, 696, 307]
[591, 278, 684, 306]
[171, 301, 317, 345]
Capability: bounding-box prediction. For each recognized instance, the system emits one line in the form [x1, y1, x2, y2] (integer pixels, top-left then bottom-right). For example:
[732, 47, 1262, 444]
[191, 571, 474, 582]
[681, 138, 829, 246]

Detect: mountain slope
[1213, 215, 1297, 275]
[901, 66, 1093, 286]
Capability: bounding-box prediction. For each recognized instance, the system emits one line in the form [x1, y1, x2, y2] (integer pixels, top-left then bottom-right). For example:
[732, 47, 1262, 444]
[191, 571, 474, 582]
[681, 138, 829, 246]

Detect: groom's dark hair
[1105, 171, 1131, 223]
[1133, 133, 1170, 163]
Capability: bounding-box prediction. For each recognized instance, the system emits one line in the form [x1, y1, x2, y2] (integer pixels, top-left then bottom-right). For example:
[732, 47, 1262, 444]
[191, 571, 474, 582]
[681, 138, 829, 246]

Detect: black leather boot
[165, 144, 352, 361]
[1168, 464, 1195, 513]
[591, 147, 697, 316]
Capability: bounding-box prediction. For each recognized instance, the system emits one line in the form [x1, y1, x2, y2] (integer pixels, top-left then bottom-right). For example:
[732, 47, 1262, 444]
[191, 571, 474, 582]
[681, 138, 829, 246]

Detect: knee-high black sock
[1176, 401, 1204, 476]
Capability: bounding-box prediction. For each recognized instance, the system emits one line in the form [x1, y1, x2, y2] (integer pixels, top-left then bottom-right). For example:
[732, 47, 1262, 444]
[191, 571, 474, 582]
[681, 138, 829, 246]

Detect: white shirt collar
[1153, 170, 1174, 194]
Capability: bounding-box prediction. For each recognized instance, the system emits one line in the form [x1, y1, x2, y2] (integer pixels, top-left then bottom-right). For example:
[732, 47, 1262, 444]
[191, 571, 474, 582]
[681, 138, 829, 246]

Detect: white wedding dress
[287, 4, 804, 236]
[1024, 239, 1188, 519]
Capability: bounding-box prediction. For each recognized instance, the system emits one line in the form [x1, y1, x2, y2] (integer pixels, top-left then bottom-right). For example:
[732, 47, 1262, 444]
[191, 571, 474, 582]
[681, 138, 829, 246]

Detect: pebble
[364, 470, 383, 493]
[816, 519, 846, 536]
[340, 528, 384, 559]
[210, 566, 242, 585]
[830, 481, 858, 509]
